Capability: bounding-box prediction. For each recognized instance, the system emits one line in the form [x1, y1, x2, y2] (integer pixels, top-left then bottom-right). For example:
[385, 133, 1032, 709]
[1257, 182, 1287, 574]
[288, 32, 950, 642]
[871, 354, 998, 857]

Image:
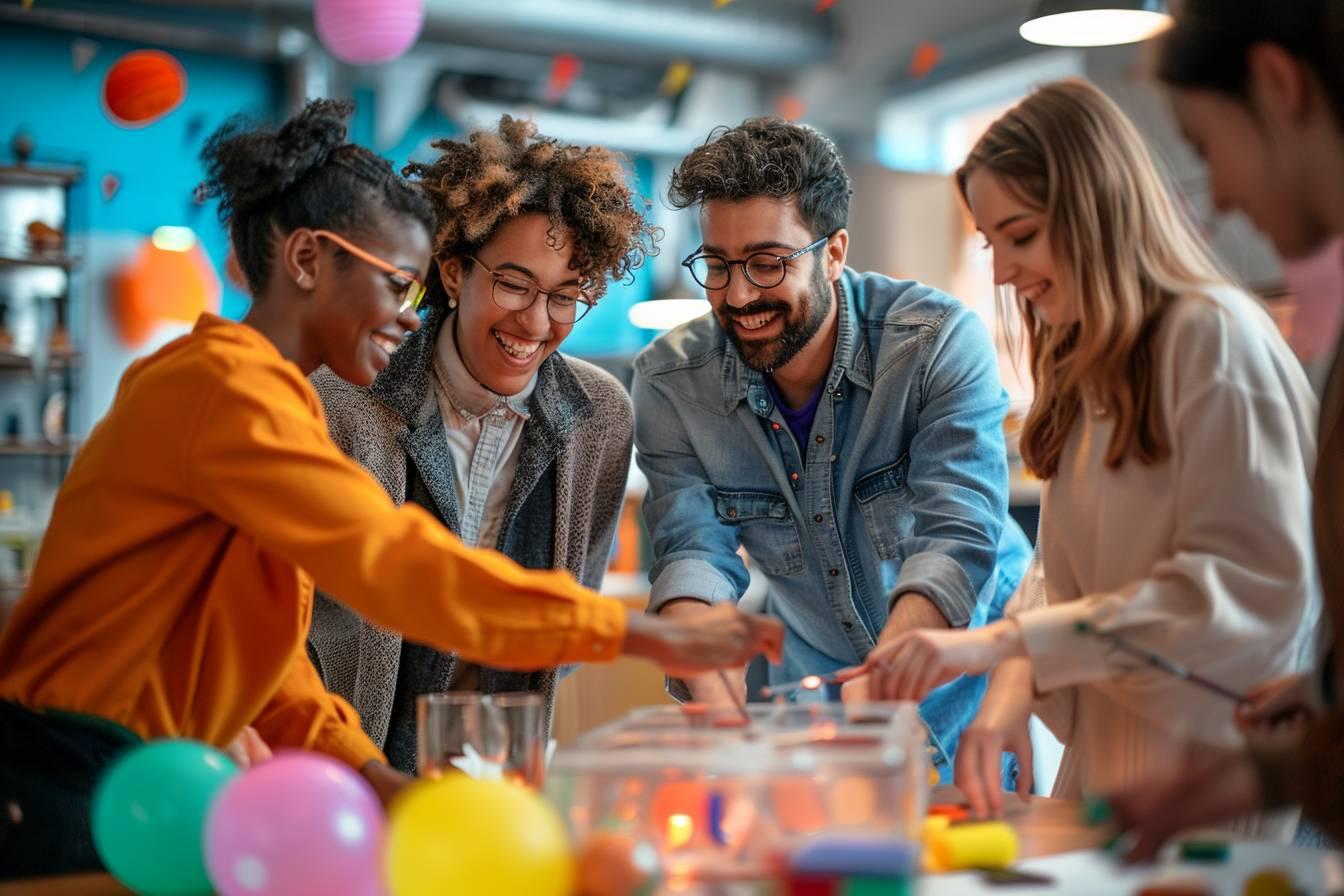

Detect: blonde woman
[857, 79, 1321, 819]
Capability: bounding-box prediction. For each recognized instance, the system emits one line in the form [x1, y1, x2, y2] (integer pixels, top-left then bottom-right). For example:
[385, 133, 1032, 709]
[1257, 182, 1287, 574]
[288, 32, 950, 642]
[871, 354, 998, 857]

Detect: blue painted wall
[1, 23, 280, 320]
[2, 22, 656, 352]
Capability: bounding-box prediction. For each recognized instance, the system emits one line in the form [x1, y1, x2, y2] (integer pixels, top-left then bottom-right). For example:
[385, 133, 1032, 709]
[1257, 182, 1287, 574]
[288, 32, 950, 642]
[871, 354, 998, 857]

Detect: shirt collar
[433, 317, 535, 422]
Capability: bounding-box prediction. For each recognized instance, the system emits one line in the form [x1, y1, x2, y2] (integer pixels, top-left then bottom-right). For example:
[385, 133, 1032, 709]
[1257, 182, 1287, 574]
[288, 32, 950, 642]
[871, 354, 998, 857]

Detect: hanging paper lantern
[314, 0, 425, 65]
[113, 228, 221, 346]
[102, 50, 186, 128]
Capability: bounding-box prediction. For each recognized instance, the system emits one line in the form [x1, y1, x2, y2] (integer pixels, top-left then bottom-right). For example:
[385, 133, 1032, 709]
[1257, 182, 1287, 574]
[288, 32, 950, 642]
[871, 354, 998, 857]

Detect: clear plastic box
[546, 702, 931, 888]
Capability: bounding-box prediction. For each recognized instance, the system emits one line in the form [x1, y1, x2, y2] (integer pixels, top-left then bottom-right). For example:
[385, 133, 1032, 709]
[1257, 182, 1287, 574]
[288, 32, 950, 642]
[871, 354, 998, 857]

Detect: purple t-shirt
[765, 376, 825, 462]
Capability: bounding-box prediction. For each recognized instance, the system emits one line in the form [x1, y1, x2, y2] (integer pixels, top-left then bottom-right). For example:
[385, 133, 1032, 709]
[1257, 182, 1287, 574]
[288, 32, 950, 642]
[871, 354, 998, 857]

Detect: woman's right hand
[953, 656, 1035, 819]
[624, 601, 784, 678]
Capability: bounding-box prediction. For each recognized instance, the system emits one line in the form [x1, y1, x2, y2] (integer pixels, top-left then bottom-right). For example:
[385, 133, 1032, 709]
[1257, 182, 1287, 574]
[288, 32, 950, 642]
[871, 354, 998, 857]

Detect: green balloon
[92, 739, 238, 896]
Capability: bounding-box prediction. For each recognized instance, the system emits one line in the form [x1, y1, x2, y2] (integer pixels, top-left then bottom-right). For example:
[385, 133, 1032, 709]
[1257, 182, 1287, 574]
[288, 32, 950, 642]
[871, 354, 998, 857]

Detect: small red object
[545, 53, 582, 102]
[928, 803, 970, 822]
[786, 873, 841, 896]
[814, 0, 838, 11]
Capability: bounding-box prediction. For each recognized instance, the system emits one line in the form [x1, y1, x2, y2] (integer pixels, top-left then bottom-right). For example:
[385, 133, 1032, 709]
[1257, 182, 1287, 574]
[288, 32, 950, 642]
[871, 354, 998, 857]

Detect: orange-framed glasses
[312, 229, 427, 313]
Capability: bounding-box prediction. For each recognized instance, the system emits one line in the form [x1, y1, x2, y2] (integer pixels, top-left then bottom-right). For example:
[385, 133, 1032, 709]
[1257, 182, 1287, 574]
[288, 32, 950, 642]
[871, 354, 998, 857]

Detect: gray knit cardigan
[306, 307, 633, 768]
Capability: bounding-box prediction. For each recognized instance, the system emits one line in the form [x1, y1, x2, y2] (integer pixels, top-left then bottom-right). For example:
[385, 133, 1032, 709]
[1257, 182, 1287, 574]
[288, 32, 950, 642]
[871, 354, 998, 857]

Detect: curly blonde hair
[403, 116, 660, 307]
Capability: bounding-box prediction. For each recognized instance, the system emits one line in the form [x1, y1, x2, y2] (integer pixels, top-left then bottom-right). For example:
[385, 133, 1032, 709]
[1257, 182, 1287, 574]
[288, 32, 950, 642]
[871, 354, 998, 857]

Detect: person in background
[0, 100, 782, 880]
[308, 117, 656, 773]
[1111, 0, 1344, 857]
[857, 79, 1321, 825]
[632, 116, 1033, 783]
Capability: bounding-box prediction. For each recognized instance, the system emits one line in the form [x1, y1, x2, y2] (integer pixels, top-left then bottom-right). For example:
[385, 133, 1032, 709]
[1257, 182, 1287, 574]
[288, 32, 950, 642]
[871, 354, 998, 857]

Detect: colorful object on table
[658, 61, 693, 96]
[908, 41, 943, 79]
[1081, 795, 1113, 826]
[815, 0, 839, 11]
[1074, 621, 1249, 704]
[1242, 868, 1296, 896]
[785, 873, 911, 896]
[760, 671, 842, 699]
[314, 0, 425, 65]
[575, 831, 660, 896]
[930, 820, 1018, 871]
[545, 53, 582, 104]
[91, 739, 238, 896]
[1136, 881, 1213, 896]
[102, 50, 187, 128]
[1179, 839, 1230, 863]
[387, 775, 574, 896]
[928, 802, 970, 822]
[113, 229, 221, 346]
[204, 752, 384, 896]
[71, 37, 99, 74]
[791, 835, 918, 877]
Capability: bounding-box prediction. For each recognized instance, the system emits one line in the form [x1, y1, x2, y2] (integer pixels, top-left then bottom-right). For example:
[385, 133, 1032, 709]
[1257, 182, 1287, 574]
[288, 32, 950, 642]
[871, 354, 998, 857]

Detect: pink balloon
[314, 0, 425, 65]
[204, 752, 386, 896]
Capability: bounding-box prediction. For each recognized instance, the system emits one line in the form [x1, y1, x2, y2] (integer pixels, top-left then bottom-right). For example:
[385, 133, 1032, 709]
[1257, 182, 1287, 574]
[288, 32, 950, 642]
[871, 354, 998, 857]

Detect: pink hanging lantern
[314, 0, 425, 65]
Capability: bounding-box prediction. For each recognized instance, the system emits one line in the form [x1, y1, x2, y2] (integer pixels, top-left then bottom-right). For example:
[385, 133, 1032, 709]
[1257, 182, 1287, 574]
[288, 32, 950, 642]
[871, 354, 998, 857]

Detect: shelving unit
[0, 157, 84, 596]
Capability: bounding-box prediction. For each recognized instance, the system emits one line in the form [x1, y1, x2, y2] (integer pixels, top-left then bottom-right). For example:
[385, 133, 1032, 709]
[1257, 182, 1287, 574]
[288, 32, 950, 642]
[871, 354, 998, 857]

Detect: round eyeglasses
[681, 232, 833, 291]
[468, 255, 596, 324]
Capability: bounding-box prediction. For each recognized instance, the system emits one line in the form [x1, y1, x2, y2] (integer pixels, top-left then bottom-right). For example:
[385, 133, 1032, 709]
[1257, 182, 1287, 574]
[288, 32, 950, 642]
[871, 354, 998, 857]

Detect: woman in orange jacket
[0, 99, 782, 879]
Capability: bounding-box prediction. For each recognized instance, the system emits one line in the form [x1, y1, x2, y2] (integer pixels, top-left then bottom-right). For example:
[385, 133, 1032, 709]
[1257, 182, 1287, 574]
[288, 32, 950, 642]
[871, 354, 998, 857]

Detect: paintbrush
[718, 668, 753, 726]
[1074, 621, 1248, 704]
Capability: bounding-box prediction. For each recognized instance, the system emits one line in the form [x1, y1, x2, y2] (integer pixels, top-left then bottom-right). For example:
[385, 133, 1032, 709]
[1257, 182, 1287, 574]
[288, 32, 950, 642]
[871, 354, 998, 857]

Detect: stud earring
[296, 273, 312, 288]
[447, 295, 458, 310]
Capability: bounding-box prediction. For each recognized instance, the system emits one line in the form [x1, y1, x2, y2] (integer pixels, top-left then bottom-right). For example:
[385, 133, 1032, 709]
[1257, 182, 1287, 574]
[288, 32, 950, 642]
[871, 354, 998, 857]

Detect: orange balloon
[103, 50, 186, 128]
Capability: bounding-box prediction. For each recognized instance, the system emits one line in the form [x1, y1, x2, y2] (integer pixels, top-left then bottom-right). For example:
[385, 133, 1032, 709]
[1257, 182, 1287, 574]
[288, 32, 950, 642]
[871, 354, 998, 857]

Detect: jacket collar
[719, 270, 872, 417]
[369, 306, 596, 540]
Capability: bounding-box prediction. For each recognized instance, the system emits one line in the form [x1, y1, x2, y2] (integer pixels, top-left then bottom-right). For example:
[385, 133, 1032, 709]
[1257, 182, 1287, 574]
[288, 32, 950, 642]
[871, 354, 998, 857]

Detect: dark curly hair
[667, 117, 853, 238]
[197, 98, 433, 296]
[402, 116, 660, 308]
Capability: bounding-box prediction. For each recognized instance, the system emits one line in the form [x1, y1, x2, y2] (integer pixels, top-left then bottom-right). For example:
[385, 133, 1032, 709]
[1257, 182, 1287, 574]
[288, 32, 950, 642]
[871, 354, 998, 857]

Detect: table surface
[0, 791, 1109, 895]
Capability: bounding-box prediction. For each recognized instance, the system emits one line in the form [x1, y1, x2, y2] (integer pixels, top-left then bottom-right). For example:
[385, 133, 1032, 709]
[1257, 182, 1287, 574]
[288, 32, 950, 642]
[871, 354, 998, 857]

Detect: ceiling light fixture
[1020, 0, 1171, 48]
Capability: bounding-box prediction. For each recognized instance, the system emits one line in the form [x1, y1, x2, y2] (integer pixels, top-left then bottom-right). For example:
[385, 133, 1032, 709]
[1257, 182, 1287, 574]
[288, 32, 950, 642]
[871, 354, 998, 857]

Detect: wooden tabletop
[0, 792, 1108, 894]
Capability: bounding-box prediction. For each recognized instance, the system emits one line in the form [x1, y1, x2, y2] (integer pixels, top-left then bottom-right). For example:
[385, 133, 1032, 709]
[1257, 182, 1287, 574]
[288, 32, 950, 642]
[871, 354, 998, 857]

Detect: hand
[865, 620, 1024, 702]
[954, 657, 1034, 819]
[840, 673, 872, 705]
[1236, 672, 1321, 733]
[360, 760, 415, 809]
[625, 601, 784, 678]
[1108, 744, 1264, 863]
[681, 666, 748, 707]
[223, 726, 273, 769]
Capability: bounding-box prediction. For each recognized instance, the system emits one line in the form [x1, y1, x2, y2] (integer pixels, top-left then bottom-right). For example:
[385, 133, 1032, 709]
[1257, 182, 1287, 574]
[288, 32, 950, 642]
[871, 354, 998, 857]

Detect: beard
[717, 261, 833, 373]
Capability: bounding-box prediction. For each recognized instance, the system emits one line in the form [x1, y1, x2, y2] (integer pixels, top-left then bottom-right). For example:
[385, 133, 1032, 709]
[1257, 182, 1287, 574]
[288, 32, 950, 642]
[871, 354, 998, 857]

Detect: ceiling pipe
[126, 0, 836, 72]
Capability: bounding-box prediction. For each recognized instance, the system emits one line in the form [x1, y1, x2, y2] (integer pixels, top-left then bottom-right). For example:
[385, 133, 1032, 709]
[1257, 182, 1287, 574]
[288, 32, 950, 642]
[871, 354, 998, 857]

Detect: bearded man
[632, 117, 1032, 782]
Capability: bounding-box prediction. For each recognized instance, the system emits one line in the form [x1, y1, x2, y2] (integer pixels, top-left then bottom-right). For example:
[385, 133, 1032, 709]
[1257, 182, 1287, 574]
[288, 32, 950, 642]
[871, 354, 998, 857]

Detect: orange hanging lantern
[102, 50, 187, 128]
[113, 229, 220, 346]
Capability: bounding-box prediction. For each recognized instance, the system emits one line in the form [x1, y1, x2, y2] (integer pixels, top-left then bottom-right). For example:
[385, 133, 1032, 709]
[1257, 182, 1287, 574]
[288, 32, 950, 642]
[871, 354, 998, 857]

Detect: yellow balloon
[387, 777, 575, 896]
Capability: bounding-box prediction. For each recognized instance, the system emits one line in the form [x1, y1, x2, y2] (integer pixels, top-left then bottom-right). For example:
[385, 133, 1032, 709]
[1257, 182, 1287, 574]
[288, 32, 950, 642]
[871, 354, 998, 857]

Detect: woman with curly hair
[0, 102, 780, 879]
[307, 116, 664, 773]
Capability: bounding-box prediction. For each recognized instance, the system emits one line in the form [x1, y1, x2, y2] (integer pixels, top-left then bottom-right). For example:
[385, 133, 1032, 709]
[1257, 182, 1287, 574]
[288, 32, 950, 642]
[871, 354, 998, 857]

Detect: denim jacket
[632, 269, 1033, 777]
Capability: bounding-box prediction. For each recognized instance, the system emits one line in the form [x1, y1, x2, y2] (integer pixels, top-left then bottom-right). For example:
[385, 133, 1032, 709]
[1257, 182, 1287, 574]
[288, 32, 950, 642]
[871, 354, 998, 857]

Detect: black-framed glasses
[681, 231, 834, 291]
[468, 255, 596, 324]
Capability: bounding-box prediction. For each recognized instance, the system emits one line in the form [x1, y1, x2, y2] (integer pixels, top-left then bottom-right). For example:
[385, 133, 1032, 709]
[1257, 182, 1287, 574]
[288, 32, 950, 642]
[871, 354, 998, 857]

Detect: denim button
[814, 514, 823, 523]
[815, 435, 825, 444]
[842, 621, 854, 630]
[828, 568, 839, 577]
[727, 508, 737, 518]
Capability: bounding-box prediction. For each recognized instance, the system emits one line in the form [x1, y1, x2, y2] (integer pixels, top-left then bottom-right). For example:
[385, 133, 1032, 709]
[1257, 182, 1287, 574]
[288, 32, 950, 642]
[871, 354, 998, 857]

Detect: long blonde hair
[957, 79, 1229, 479]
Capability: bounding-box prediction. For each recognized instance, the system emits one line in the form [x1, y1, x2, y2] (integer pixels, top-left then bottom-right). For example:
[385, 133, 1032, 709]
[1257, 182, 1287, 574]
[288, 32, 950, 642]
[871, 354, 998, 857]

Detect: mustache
[718, 300, 791, 321]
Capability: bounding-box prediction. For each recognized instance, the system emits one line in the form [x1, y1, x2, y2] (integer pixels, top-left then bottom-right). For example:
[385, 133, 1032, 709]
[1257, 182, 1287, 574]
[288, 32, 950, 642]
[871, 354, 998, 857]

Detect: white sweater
[1010, 286, 1322, 799]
